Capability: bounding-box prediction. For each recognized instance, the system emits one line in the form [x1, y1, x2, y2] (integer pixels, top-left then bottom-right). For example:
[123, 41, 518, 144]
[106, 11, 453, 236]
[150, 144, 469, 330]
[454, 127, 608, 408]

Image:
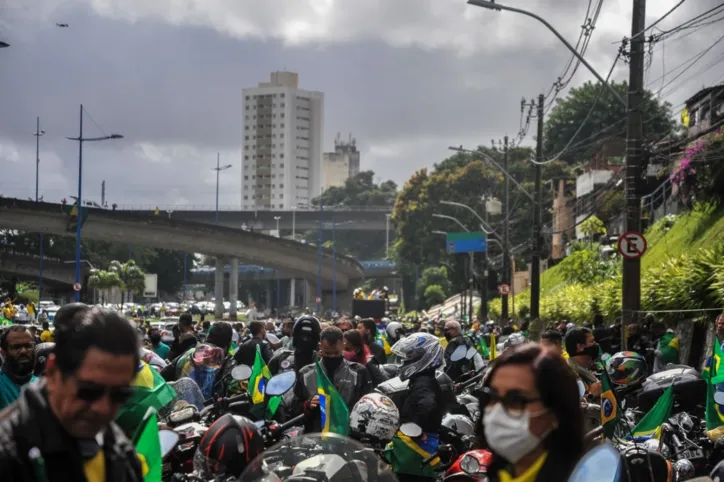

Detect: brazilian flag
[315, 358, 350, 435]
[477, 335, 490, 359]
[248, 345, 271, 405]
[115, 362, 176, 437]
[630, 385, 673, 440]
[378, 332, 392, 356]
[489, 333, 497, 360]
[600, 369, 621, 439]
[704, 340, 724, 430]
[385, 431, 440, 478]
[133, 409, 162, 482]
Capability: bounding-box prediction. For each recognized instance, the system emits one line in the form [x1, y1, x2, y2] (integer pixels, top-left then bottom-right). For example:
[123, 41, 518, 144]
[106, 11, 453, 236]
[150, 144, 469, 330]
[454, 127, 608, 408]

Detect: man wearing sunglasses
[0, 325, 37, 410]
[0, 304, 144, 482]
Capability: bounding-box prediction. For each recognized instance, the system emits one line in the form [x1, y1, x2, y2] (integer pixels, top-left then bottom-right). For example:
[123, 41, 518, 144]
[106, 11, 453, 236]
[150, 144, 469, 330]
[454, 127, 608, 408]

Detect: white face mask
[483, 403, 548, 464]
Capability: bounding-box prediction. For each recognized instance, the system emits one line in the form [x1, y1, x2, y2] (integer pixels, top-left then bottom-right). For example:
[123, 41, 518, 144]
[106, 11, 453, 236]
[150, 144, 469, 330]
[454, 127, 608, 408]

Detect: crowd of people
[0, 301, 716, 482]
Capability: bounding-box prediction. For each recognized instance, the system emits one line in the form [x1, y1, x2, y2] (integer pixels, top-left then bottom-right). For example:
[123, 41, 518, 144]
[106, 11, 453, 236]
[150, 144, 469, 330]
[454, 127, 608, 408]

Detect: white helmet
[391, 333, 444, 381]
[442, 413, 475, 436]
[350, 393, 400, 442]
[385, 321, 404, 343]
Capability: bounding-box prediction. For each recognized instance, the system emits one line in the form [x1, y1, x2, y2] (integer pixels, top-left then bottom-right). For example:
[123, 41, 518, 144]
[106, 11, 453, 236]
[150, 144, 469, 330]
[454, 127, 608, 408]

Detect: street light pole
[212, 153, 232, 224]
[385, 213, 391, 259]
[467, 0, 626, 107]
[34, 116, 46, 301]
[502, 136, 510, 321]
[332, 222, 337, 313]
[274, 216, 281, 237]
[183, 252, 188, 301]
[292, 207, 297, 240]
[66, 105, 124, 302]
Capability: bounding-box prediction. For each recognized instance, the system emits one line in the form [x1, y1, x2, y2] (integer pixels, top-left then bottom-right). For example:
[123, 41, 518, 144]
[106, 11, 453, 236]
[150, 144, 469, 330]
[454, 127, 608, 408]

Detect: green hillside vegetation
[489, 204, 724, 323]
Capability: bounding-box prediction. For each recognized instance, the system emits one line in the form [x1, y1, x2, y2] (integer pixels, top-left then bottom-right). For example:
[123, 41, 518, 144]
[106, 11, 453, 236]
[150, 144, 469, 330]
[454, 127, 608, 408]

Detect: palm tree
[87, 269, 121, 305]
[109, 260, 146, 305]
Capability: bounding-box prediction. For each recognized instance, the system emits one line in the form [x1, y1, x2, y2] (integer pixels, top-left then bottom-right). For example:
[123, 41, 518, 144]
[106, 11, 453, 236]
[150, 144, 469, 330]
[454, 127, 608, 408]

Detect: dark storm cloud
[0, 0, 722, 205]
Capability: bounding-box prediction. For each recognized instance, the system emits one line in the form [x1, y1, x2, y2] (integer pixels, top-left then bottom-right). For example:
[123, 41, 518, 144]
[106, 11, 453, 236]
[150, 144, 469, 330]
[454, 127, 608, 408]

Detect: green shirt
[153, 342, 171, 360]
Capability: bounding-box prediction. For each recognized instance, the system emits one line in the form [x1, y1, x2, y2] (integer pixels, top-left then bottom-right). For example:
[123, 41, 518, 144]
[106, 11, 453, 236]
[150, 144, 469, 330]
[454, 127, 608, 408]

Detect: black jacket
[399, 369, 443, 434]
[368, 341, 387, 365]
[0, 381, 143, 482]
[365, 359, 389, 387]
[444, 336, 475, 382]
[167, 332, 198, 361]
[234, 337, 273, 367]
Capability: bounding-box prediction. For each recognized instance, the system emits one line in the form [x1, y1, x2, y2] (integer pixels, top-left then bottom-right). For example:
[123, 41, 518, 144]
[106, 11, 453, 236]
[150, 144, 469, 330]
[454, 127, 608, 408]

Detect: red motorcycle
[440, 449, 492, 481]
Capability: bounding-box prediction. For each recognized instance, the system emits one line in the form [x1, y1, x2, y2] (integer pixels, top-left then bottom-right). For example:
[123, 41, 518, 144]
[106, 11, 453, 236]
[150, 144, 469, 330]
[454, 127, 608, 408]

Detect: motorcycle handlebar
[277, 414, 306, 432]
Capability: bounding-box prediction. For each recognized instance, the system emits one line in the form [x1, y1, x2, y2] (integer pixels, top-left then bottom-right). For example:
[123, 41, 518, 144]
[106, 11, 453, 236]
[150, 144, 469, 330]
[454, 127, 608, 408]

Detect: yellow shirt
[40, 330, 53, 343]
[439, 337, 448, 349]
[499, 452, 547, 482]
[83, 450, 106, 482]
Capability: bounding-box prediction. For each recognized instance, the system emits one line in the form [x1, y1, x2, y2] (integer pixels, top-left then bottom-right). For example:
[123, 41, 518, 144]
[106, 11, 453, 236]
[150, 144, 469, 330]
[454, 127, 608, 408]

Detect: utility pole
[101, 180, 106, 207]
[502, 135, 510, 321]
[530, 94, 544, 331]
[622, 0, 647, 334]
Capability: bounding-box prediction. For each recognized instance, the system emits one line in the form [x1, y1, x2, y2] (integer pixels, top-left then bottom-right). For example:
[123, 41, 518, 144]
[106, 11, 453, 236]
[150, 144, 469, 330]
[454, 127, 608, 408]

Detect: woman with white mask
[478, 343, 584, 482]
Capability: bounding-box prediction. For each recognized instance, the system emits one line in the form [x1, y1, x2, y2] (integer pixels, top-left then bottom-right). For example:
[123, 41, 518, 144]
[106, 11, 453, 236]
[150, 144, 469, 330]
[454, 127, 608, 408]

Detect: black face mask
[581, 343, 600, 360]
[4, 353, 35, 382]
[150, 334, 162, 345]
[322, 355, 344, 373]
[443, 331, 454, 341]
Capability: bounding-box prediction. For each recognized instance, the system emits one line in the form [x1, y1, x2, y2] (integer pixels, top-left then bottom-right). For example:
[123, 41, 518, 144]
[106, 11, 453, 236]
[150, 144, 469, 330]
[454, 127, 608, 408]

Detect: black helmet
[34, 342, 55, 376]
[194, 414, 264, 477]
[292, 315, 321, 347]
[620, 445, 673, 482]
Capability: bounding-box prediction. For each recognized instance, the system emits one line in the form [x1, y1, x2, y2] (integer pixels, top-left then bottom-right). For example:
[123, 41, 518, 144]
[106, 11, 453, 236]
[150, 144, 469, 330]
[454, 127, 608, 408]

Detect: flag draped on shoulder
[115, 362, 176, 436]
[600, 369, 621, 439]
[133, 409, 162, 482]
[704, 339, 724, 430]
[379, 332, 392, 356]
[315, 358, 350, 435]
[248, 345, 271, 405]
[631, 385, 673, 441]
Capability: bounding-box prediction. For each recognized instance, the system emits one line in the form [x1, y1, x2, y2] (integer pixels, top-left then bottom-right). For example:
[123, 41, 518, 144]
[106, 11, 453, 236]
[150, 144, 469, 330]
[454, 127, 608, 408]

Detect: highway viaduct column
[214, 258, 224, 320]
[289, 278, 296, 309]
[229, 257, 239, 320]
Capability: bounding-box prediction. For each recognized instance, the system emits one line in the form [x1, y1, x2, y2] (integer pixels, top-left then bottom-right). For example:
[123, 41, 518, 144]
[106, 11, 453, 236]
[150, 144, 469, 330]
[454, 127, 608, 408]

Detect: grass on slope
[540, 205, 724, 294]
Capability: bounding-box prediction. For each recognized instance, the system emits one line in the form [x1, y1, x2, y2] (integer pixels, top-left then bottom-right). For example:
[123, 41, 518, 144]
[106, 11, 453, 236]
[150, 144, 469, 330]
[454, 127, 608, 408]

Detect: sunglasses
[478, 386, 541, 417]
[75, 380, 135, 405]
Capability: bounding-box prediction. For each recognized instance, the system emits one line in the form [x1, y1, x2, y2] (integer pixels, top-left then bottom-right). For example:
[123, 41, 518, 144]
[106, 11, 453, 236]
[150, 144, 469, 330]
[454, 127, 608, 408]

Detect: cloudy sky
[0, 0, 722, 209]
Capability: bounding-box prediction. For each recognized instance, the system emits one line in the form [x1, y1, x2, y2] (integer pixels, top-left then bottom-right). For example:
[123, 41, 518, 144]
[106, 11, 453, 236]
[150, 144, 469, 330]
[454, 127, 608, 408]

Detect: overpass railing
[114, 204, 392, 212]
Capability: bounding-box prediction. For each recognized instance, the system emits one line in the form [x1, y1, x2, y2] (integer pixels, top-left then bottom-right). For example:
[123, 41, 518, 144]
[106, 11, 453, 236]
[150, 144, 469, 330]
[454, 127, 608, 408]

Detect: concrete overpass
[0, 198, 365, 316]
[115, 204, 391, 231]
[0, 253, 90, 287]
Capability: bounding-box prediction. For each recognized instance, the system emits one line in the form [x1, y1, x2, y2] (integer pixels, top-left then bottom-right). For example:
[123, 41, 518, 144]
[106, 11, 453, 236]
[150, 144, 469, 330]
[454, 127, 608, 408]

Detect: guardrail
[113, 204, 392, 212]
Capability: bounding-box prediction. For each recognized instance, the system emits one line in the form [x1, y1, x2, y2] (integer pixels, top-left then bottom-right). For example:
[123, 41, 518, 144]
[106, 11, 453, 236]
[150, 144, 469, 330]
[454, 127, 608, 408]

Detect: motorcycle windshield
[239, 433, 399, 481]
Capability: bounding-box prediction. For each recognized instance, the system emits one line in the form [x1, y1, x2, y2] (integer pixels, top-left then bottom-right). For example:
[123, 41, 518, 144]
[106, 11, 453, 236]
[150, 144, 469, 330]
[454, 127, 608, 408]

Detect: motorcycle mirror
[231, 365, 252, 381]
[399, 423, 422, 438]
[577, 380, 586, 399]
[159, 430, 180, 458]
[713, 392, 724, 405]
[466, 347, 478, 360]
[567, 443, 621, 482]
[451, 346, 468, 362]
[265, 371, 296, 396]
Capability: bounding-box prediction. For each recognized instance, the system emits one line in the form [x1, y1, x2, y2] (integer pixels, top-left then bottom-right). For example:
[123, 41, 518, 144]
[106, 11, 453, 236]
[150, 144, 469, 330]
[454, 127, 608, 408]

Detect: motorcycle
[238, 433, 398, 481]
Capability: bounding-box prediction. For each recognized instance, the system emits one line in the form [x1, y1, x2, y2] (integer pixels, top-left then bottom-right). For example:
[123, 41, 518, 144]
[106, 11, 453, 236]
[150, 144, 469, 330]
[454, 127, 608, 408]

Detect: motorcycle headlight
[460, 454, 481, 475]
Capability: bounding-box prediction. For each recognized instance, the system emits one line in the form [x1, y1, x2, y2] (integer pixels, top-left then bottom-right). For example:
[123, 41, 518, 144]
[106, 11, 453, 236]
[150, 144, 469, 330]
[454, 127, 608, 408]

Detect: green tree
[87, 269, 121, 305]
[423, 284, 447, 309]
[580, 215, 607, 246]
[416, 266, 451, 302]
[109, 259, 146, 305]
[544, 80, 675, 164]
[392, 146, 572, 308]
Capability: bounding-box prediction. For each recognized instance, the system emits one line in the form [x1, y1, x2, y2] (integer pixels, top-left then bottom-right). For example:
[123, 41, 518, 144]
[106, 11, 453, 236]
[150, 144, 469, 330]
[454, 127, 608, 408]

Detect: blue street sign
[446, 231, 487, 254]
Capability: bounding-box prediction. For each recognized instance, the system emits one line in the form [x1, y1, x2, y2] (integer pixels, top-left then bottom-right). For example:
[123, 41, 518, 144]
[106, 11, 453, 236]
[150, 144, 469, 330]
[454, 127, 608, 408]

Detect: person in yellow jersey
[0, 303, 144, 482]
[480, 343, 584, 482]
[540, 330, 569, 359]
[40, 321, 54, 343]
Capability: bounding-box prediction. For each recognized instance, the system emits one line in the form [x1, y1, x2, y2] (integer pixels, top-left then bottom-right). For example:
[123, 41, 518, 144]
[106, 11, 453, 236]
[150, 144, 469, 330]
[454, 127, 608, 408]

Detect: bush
[423, 284, 447, 308]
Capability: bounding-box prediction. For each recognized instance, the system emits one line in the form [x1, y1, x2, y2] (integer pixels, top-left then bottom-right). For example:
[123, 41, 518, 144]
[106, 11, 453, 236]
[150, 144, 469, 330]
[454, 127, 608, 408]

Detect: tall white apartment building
[242, 71, 324, 210]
